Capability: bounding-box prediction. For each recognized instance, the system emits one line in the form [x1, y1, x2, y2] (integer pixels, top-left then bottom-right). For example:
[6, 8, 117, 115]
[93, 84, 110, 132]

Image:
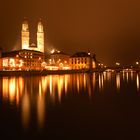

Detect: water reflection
[126, 72, 129, 82]
[116, 73, 120, 91]
[22, 91, 30, 129]
[37, 82, 45, 128]
[136, 74, 139, 92]
[99, 73, 104, 91]
[2, 77, 24, 106]
[0, 72, 139, 130]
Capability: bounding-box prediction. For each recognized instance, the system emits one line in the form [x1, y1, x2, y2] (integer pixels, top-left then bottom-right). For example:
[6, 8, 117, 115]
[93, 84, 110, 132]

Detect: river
[0, 72, 140, 139]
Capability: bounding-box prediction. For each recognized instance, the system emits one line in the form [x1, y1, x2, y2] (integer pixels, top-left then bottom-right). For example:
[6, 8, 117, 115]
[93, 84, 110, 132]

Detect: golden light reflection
[37, 82, 45, 128]
[2, 78, 9, 100]
[130, 71, 134, 80]
[103, 72, 107, 81]
[116, 74, 120, 91]
[41, 76, 48, 93]
[99, 73, 104, 91]
[49, 76, 53, 95]
[58, 76, 64, 102]
[64, 75, 69, 93]
[21, 90, 30, 129]
[38, 75, 70, 103]
[93, 73, 96, 90]
[126, 72, 129, 82]
[9, 78, 16, 102]
[83, 74, 86, 88]
[136, 74, 139, 91]
[2, 73, 140, 131]
[87, 74, 92, 98]
[106, 72, 111, 81]
[76, 75, 80, 93]
[2, 77, 24, 105]
[123, 71, 125, 80]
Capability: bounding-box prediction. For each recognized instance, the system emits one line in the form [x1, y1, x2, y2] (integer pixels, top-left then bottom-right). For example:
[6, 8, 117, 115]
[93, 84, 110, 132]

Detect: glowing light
[41, 77, 47, 93]
[64, 75, 69, 94]
[51, 49, 55, 54]
[49, 76, 53, 95]
[126, 72, 129, 82]
[77, 76, 80, 93]
[99, 73, 104, 91]
[116, 62, 120, 66]
[58, 76, 64, 102]
[41, 62, 47, 68]
[3, 59, 8, 67]
[9, 58, 15, 67]
[62, 66, 70, 70]
[116, 74, 120, 91]
[22, 92, 30, 129]
[2, 78, 9, 100]
[45, 66, 59, 70]
[9, 78, 16, 102]
[136, 74, 139, 91]
[23, 44, 29, 50]
[37, 82, 45, 128]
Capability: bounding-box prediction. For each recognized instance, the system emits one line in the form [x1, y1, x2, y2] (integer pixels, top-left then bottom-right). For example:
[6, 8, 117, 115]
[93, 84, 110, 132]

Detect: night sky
[0, 0, 140, 66]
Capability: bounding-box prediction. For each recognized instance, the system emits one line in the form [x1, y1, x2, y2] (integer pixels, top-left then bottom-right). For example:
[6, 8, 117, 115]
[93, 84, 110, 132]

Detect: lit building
[69, 52, 96, 70]
[2, 50, 44, 70]
[1, 19, 98, 71]
[1, 19, 45, 71]
[44, 51, 70, 70]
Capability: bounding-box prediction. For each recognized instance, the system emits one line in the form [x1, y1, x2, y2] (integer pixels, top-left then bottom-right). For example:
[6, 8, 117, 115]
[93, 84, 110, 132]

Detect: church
[21, 19, 44, 53]
[0, 19, 96, 71]
[1, 19, 45, 70]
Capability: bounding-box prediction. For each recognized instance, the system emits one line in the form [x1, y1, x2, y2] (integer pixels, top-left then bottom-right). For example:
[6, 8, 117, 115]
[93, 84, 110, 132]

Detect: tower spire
[21, 18, 30, 50]
[37, 19, 44, 52]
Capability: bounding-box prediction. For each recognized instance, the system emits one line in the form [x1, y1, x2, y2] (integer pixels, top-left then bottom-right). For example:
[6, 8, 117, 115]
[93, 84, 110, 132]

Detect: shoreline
[0, 69, 105, 76]
[0, 68, 139, 76]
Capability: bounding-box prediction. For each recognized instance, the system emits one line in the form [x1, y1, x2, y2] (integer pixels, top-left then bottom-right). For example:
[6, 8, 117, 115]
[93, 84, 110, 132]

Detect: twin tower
[21, 19, 44, 53]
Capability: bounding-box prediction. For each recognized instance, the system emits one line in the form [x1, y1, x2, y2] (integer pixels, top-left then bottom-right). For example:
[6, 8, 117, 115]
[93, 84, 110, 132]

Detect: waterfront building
[69, 52, 96, 70]
[0, 19, 98, 71]
[2, 50, 44, 70]
[1, 19, 45, 71]
[44, 51, 70, 70]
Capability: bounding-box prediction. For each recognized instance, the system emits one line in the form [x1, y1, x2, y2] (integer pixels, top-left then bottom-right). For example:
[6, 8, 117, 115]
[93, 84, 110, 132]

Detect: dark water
[0, 72, 140, 139]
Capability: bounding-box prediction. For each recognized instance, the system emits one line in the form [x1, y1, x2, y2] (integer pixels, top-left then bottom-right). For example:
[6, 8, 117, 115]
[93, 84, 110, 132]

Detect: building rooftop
[2, 49, 44, 58]
[51, 51, 70, 56]
[70, 52, 91, 58]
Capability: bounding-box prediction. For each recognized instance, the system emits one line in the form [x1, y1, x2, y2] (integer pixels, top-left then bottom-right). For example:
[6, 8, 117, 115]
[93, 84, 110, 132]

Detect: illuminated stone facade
[21, 19, 44, 53]
[69, 52, 96, 70]
[2, 50, 44, 70]
[37, 21, 44, 53]
[46, 51, 70, 70]
[21, 20, 29, 50]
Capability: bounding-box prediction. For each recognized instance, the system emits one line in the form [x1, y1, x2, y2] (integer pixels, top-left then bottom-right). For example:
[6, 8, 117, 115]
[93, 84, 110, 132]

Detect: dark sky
[0, 0, 140, 66]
